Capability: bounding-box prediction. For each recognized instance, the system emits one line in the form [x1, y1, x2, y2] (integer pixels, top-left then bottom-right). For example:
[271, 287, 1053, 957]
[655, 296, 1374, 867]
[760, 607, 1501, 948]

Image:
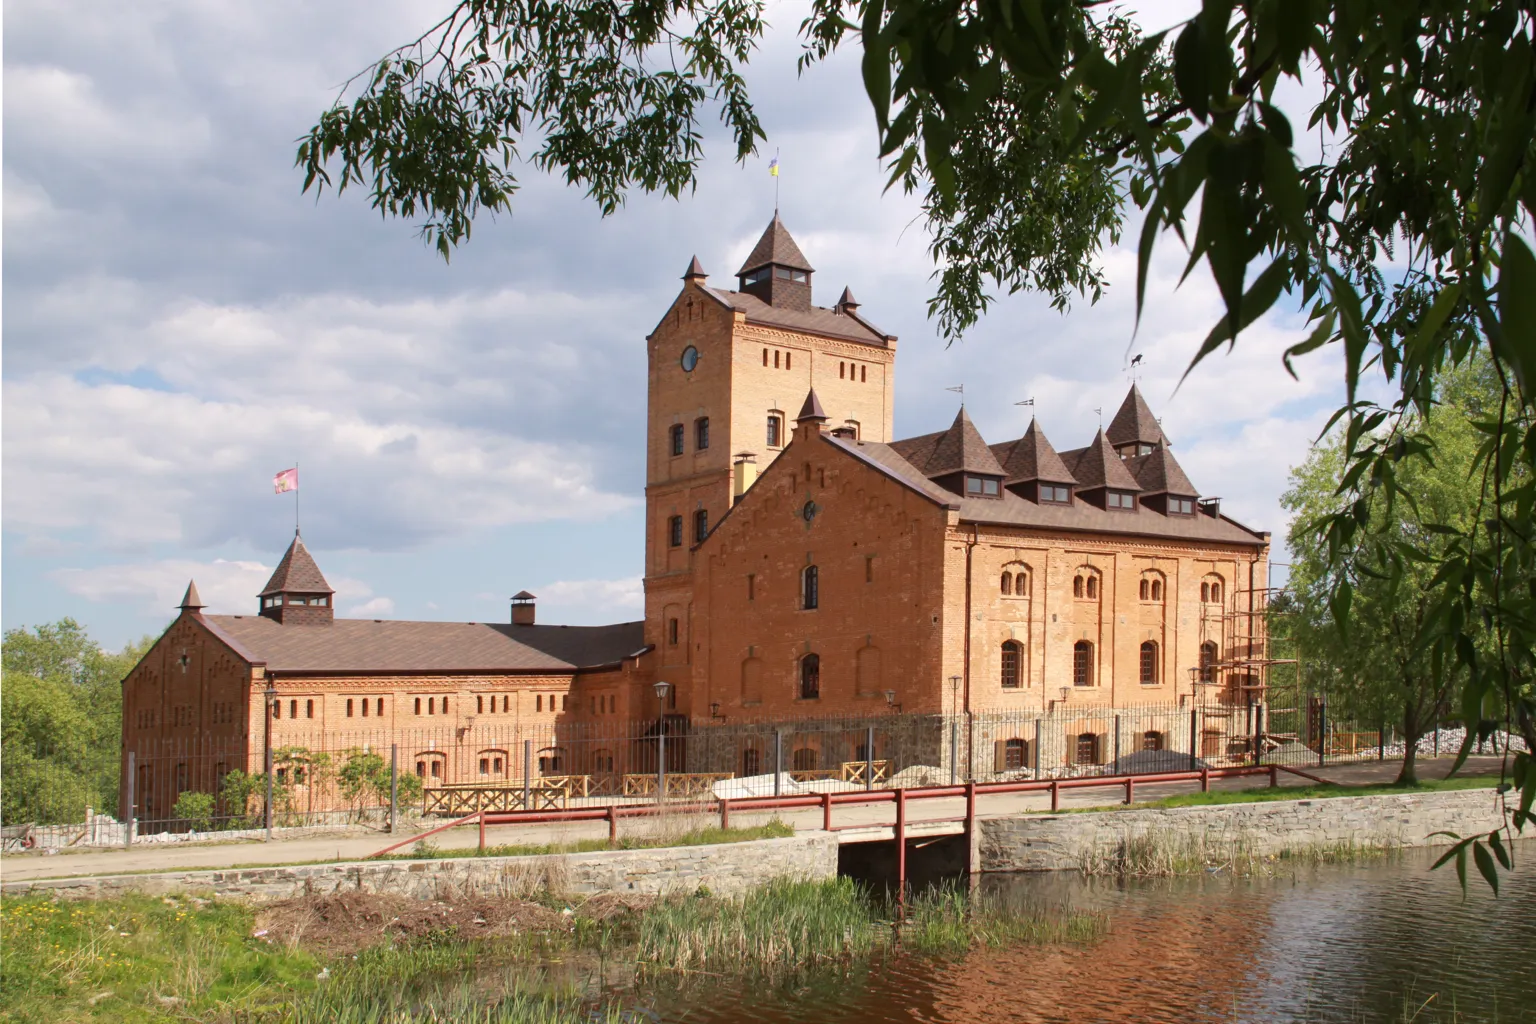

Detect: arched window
[1139, 641, 1159, 685]
[741, 657, 763, 703]
[1073, 575, 1084, 598]
[1073, 641, 1094, 686]
[1152, 579, 1162, 601]
[1200, 641, 1219, 684]
[802, 565, 819, 610]
[1139, 579, 1149, 600]
[792, 748, 818, 771]
[668, 515, 683, 547]
[1075, 734, 1100, 765]
[695, 417, 710, 450]
[1211, 581, 1222, 602]
[1203, 576, 1224, 603]
[799, 653, 821, 699]
[1001, 640, 1023, 689]
[839, 361, 846, 378]
[1201, 582, 1210, 602]
[1001, 571, 1013, 595]
[347, 698, 354, 717]
[767, 413, 783, 447]
[742, 748, 762, 776]
[1004, 565, 1030, 599]
[1086, 575, 1098, 599]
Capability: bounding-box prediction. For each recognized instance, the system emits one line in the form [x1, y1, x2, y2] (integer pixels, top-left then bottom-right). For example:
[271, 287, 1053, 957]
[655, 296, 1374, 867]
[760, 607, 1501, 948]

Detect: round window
[680, 346, 699, 372]
[802, 500, 819, 522]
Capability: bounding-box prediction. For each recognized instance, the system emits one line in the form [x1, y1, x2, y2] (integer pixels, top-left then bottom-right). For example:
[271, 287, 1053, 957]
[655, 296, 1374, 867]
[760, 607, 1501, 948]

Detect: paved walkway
[0, 756, 1508, 884]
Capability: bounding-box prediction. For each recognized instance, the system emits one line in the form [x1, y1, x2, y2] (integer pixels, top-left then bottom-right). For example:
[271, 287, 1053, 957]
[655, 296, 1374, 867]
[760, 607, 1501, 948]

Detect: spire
[682, 255, 707, 280]
[920, 407, 1006, 479]
[836, 286, 859, 311]
[1106, 384, 1167, 450]
[795, 388, 828, 423]
[737, 214, 814, 275]
[179, 580, 205, 612]
[1068, 429, 1144, 492]
[996, 418, 1077, 485]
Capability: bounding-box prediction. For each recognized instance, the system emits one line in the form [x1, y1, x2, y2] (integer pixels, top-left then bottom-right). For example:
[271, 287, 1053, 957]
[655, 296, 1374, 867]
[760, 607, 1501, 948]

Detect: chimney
[511, 591, 536, 626]
[732, 452, 759, 504]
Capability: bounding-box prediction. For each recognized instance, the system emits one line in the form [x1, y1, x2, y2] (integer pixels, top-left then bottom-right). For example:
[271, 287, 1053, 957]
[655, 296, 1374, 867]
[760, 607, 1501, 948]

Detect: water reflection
[616, 846, 1534, 1024]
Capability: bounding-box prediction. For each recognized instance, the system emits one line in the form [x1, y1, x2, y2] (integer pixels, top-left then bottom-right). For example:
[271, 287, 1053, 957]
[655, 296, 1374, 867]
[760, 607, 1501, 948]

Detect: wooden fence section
[622, 773, 734, 798]
[422, 784, 566, 816]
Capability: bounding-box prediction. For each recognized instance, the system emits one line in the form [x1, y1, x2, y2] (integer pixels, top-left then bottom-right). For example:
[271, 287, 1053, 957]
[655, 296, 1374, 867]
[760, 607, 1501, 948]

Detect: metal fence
[5, 699, 1521, 847]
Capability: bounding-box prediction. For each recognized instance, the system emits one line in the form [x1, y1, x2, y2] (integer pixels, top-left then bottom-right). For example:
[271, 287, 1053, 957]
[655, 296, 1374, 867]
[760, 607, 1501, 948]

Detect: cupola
[1106, 384, 1167, 458]
[736, 214, 814, 310]
[258, 531, 335, 625]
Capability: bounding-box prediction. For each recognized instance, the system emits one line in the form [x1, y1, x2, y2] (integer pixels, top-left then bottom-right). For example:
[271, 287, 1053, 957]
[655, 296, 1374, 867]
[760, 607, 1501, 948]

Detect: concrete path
[0, 755, 1509, 884]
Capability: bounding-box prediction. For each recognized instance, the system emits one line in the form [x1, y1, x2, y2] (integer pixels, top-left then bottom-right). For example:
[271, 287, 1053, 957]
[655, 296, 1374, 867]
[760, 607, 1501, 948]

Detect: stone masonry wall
[3, 834, 839, 902]
[977, 787, 1509, 872]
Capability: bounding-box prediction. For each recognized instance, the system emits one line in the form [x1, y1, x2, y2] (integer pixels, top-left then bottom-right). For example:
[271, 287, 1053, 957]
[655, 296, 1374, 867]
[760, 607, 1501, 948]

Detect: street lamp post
[262, 681, 277, 841]
[653, 680, 672, 806]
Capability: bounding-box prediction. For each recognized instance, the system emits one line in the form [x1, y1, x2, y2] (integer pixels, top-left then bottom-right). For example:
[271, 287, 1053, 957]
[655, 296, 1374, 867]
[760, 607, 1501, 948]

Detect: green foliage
[296, 0, 768, 258]
[1, 620, 150, 825]
[172, 791, 217, 830]
[336, 748, 421, 820]
[218, 769, 259, 825]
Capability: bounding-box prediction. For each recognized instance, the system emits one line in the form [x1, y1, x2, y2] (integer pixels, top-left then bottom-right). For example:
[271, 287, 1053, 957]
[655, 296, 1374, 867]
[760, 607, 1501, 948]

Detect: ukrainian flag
[769, 157, 779, 177]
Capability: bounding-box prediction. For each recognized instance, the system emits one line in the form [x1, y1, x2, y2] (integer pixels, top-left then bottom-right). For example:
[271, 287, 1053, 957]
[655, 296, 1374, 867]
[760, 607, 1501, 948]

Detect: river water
[594, 847, 1535, 1024]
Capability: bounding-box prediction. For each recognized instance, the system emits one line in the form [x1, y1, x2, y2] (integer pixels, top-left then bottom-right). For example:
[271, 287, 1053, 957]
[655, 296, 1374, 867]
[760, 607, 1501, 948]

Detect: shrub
[172, 791, 216, 830]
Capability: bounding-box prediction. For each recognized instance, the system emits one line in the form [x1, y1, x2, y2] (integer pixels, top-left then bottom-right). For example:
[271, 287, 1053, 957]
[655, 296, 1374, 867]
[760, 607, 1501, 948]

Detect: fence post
[1190, 707, 1199, 772]
[264, 740, 274, 841]
[1034, 717, 1042, 775]
[950, 716, 959, 786]
[774, 730, 783, 798]
[1125, 778, 1134, 805]
[895, 788, 907, 915]
[658, 725, 667, 807]
[1201, 767, 1210, 792]
[125, 752, 135, 849]
[821, 792, 832, 832]
[1049, 780, 1059, 812]
[1318, 701, 1327, 768]
[478, 808, 486, 852]
[523, 740, 532, 810]
[1378, 716, 1385, 762]
[866, 725, 875, 791]
[1113, 713, 1121, 770]
[389, 744, 399, 834]
[607, 804, 618, 843]
[720, 797, 729, 831]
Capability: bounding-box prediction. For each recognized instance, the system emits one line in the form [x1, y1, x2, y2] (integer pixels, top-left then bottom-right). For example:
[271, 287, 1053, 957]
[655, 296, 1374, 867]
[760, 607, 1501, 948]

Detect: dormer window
[965, 475, 1002, 497]
[1040, 484, 1071, 504]
[1169, 497, 1195, 516]
[1107, 490, 1137, 510]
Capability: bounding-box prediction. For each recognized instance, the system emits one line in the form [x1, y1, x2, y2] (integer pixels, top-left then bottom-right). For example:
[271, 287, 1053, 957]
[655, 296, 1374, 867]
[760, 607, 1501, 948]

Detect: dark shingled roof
[201, 616, 647, 674]
[703, 287, 892, 346]
[683, 255, 706, 279]
[889, 408, 1006, 479]
[1106, 385, 1167, 448]
[1064, 430, 1144, 491]
[260, 534, 333, 597]
[817, 432, 1265, 547]
[737, 214, 814, 274]
[1127, 445, 1199, 496]
[990, 419, 1077, 485]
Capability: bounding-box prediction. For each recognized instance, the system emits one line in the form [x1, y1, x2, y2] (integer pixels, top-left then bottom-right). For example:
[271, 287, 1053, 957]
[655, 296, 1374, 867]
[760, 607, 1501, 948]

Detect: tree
[338, 748, 422, 821]
[1284, 362, 1503, 784]
[1, 621, 149, 825]
[306, 2, 1536, 884]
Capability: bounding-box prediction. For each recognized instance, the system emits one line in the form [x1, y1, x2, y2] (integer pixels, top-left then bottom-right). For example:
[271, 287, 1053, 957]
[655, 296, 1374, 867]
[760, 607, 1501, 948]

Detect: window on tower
[669, 424, 684, 456]
[767, 413, 783, 448]
[668, 516, 683, 548]
[695, 417, 710, 450]
[694, 508, 709, 543]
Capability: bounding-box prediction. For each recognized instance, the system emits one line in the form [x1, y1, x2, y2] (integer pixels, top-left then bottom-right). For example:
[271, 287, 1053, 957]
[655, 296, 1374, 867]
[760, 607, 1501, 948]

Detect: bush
[172, 791, 216, 830]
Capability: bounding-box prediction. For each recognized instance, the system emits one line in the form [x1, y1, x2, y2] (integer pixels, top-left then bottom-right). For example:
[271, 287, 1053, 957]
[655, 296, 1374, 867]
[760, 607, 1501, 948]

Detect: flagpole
[294, 460, 300, 536]
[774, 148, 780, 213]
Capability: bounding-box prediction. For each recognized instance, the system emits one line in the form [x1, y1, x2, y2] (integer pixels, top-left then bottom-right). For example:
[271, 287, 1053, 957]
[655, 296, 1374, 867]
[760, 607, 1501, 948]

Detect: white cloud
[51, 556, 380, 618]
[347, 596, 396, 617]
[534, 577, 645, 614]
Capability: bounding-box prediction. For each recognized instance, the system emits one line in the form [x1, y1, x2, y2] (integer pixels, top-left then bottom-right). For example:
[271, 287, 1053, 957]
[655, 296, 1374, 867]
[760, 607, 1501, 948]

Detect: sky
[2, 0, 1347, 651]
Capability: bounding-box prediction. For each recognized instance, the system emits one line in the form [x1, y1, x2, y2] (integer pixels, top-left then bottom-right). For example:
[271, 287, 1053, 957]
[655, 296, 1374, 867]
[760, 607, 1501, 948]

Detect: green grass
[0, 875, 1105, 1021]
[1072, 774, 1499, 813]
[387, 819, 795, 861]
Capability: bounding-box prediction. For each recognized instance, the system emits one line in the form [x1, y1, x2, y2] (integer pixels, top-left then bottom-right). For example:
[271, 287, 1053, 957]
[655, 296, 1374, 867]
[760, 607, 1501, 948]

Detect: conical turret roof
[1106, 385, 1166, 448]
[993, 418, 1077, 484]
[896, 408, 1006, 479]
[737, 214, 814, 275]
[179, 580, 205, 611]
[682, 255, 707, 279]
[796, 388, 828, 422]
[1068, 429, 1144, 491]
[260, 533, 334, 597]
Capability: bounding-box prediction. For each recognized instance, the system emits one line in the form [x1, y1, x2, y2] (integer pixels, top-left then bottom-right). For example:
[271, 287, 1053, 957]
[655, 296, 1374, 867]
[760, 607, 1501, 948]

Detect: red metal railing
[368, 762, 1323, 860]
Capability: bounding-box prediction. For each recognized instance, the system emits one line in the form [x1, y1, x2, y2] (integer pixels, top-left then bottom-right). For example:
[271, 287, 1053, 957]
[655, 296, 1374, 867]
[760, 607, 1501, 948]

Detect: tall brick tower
[642, 216, 898, 706]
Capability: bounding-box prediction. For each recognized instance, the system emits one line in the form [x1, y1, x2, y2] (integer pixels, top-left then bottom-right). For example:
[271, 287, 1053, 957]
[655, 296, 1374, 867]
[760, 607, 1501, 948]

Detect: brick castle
[120, 215, 1270, 818]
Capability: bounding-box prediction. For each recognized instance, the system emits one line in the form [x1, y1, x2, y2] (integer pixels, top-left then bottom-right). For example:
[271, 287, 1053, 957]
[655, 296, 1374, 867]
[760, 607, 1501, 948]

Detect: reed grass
[900, 882, 1108, 954]
[1078, 827, 1397, 877]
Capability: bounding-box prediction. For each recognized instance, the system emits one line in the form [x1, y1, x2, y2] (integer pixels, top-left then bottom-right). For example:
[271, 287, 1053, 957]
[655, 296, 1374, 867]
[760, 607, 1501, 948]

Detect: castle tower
[258, 531, 335, 625]
[641, 217, 898, 703]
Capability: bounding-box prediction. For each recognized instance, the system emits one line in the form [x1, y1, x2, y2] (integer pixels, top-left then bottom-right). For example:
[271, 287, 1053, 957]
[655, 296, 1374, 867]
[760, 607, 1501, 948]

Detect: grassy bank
[1078, 827, 1397, 878]
[1075, 774, 1498, 813]
[0, 878, 1104, 1023]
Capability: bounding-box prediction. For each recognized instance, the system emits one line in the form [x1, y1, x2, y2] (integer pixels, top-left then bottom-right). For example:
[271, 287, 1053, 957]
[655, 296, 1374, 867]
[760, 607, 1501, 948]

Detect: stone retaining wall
[2, 834, 839, 901]
[977, 787, 1509, 872]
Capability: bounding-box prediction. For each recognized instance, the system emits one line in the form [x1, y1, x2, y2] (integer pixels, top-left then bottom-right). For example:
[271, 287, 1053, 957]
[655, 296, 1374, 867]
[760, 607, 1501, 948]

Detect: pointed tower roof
[837, 286, 859, 309]
[1068, 429, 1144, 491]
[1127, 445, 1199, 496]
[796, 388, 828, 423]
[897, 408, 1006, 479]
[682, 255, 707, 280]
[1106, 384, 1167, 448]
[993, 418, 1077, 484]
[259, 533, 334, 597]
[179, 580, 205, 612]
[737, 214, 815, 275]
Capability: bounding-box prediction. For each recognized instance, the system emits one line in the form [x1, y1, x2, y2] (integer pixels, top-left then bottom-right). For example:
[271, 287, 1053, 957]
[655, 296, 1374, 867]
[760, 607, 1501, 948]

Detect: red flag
[273, 468, 298, 494]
